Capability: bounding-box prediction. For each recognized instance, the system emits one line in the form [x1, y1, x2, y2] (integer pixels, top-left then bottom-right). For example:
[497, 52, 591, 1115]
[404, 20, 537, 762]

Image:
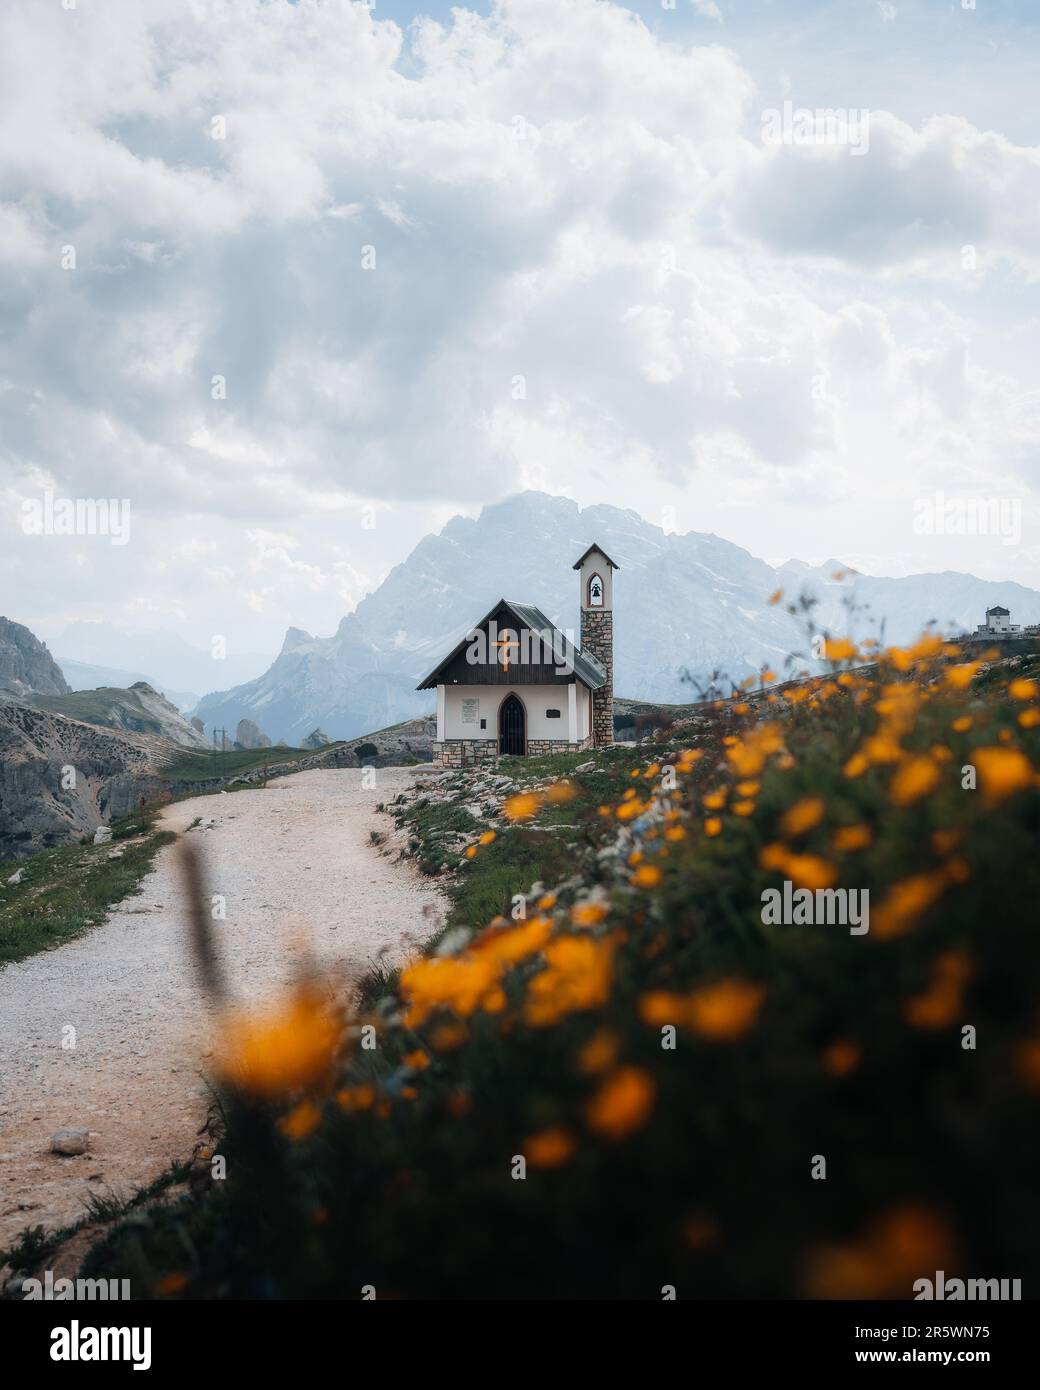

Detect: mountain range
[192, 493, 1040, 743]
[53, 623, 274, 710]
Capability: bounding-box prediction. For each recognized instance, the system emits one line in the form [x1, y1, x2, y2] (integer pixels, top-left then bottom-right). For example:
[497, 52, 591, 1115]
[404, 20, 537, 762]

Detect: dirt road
[0, 767, 446, 1249]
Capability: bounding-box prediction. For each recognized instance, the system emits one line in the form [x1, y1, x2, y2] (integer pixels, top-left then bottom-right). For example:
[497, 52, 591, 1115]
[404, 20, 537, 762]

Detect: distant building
[976, 606, 1021, 638]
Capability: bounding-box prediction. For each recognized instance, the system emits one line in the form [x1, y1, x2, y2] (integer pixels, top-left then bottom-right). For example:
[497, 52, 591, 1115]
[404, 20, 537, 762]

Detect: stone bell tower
[573, 542, 618, 747]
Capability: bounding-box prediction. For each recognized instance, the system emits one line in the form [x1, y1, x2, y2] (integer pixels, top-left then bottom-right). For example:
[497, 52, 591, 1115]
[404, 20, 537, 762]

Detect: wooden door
[498, 693, 526, 756]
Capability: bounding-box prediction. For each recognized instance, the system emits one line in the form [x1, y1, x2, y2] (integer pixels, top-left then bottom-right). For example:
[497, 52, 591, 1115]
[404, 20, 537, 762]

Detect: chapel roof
[416, 597, 608, 691]
[572, 542, 620, 571]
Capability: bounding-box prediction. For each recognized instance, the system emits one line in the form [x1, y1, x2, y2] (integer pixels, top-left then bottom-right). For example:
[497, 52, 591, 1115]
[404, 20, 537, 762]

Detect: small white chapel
[417, 544, 617, 765]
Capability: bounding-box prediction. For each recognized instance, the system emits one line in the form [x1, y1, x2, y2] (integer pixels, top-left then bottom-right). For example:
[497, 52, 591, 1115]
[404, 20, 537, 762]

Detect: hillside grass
[160, 744, 321, 783]
[392, 747, 671, 946]
[28, 688, 171, 734]
[36, 633, 1040, 1297]
[0, 810, 176, 965]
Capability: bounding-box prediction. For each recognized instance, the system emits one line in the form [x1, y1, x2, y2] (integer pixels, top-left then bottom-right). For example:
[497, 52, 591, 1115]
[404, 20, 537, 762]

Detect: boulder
[50, 1128, 89, 1156]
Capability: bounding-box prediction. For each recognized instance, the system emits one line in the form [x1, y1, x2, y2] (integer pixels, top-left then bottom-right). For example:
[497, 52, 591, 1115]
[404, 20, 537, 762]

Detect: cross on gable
[494, 629, 519, 671]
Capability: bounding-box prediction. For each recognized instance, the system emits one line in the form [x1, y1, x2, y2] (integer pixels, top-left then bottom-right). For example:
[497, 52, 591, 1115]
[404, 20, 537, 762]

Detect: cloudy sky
[2, 0, 1039, 659]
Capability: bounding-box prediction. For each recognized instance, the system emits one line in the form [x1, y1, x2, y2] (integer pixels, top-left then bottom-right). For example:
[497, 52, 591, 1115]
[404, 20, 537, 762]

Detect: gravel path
[0, 767, 447, 1248]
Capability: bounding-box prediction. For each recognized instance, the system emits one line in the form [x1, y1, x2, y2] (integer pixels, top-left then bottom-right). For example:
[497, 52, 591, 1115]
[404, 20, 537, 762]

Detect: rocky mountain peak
[0, 617, 71, 698]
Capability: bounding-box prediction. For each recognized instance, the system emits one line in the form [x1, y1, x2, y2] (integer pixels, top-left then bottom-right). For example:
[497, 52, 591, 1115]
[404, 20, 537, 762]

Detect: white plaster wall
[442, 683, 590, 740]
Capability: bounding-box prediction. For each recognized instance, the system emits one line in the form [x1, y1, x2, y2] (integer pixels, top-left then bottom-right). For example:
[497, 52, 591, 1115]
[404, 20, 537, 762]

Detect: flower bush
[76, 632, 1040, 1299]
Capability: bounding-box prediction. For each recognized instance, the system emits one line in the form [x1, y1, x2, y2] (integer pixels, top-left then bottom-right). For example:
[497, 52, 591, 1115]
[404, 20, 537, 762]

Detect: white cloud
[1, 0, 1039, 651]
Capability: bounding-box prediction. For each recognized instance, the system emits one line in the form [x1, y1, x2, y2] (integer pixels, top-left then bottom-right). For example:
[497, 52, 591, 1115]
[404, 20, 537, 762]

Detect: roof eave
[572, 542, 620, 571]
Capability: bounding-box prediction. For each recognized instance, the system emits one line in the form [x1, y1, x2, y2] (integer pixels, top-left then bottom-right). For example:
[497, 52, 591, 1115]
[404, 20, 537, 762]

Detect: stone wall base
[433, 737, 593, 767]
[526, 737, 594, 757]
[433, 739, 501, 769]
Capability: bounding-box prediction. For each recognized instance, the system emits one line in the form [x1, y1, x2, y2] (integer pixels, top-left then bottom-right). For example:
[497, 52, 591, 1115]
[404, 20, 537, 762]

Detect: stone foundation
[434, 737, 593, 767]
[525, 737, 594, 757]
[433, 739, 501, 769]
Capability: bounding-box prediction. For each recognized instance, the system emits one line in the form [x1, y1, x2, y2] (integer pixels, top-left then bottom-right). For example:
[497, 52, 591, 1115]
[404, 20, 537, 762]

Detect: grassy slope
[28, 687, 197, 744]
[389, 747, 669, 948]
[0, 810, 176, 966]
[160, 744, 326, 783]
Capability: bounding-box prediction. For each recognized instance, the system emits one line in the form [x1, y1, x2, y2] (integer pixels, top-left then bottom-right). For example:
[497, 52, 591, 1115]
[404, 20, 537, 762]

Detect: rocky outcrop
[234, 718, 271, 750]
[190, 716, 205, 735]
[0, 698, 169, 859]
[0, 617, 71, 697]
[302, 727, 331, 749]
[28, 682, 209, 750]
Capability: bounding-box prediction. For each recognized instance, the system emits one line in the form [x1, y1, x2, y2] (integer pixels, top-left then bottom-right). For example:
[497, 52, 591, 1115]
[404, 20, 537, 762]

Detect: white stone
[50, 1128, 90, 1156]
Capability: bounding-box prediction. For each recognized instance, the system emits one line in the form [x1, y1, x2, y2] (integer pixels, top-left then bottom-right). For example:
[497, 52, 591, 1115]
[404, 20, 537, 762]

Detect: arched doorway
[498, 693, 526, 756]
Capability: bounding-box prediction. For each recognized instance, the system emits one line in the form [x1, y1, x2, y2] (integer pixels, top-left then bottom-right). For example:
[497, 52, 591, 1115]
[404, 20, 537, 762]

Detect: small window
[480, 718, 486, 729]
[546, 708, 561, 719]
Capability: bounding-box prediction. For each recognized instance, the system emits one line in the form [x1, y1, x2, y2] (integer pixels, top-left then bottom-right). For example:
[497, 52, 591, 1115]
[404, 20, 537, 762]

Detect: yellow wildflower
[945, 662, 980, 690]
[336, 1084, 376, 1111]
[804, 1206, 954, 1299]
[571, 901, 610, 928]
[471, 915, 553, 967]
[972, 745, 1033, 803]
[687, 979, 765, 1042]
[576, 1028, 620, 1075]
[279, 1099, 322, 1141]
[780, 796, 825, 836]
[524, 1127, 576, 1169]
[822, 1039, 861, 1077]
[631, 863, 663, 888]
[889, 755, 940, 807]
[523, 935, 615, 1026]
[585, 1066, 656, 1141]
[784, 853, 838, 890]
[872, 871, 947, 940]
[832, 824, 871, 852]
[503, 791, 541, 821]
[903, 951, 972, 1030]
[824, 637, 858, 662]
[219, 987, 340, 1099]
[399, 955, 500, 1026]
